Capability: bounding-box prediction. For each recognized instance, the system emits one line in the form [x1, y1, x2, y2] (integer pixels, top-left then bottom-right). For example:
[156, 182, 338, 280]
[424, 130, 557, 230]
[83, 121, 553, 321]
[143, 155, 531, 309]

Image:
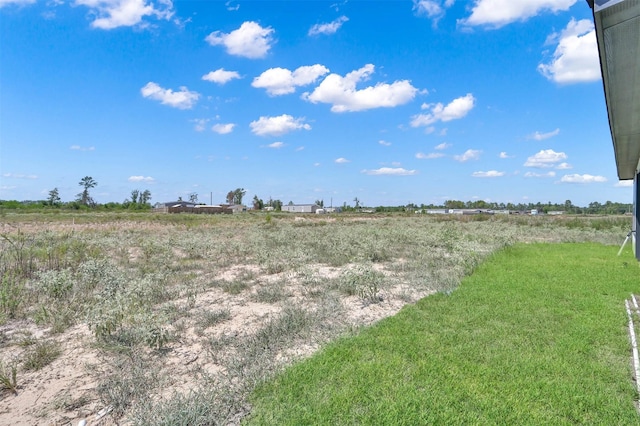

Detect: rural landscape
[0, 206, 638, 424]
[4, 0, 640, 424]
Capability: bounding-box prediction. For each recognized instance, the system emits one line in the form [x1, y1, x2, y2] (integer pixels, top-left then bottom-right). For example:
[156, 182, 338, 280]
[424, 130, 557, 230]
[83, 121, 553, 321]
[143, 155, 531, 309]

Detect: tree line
[372, 199, 632, 215]
[0, 178, 633, 216]
[2, 176, 154, 211]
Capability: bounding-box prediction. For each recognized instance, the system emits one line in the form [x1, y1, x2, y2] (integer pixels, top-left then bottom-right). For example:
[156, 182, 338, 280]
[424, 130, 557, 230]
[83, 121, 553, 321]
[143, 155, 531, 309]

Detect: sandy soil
[0, 253, 432, 426]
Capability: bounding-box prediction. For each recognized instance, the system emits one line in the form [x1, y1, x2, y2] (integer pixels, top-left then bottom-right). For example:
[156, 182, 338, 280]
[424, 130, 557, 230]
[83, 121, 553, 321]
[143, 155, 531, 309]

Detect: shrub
[339, 264, 385, 303]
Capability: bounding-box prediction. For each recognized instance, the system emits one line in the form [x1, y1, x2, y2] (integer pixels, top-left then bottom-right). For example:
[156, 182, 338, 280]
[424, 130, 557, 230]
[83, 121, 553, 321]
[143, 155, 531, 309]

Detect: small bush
[145, 326, 170, 350]
[339, 264, 385, 303]
[35, 268, 74, 299]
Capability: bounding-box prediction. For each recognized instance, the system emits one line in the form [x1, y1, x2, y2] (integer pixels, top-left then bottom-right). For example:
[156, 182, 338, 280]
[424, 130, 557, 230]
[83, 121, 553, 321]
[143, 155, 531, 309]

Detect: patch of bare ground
[0, 323, 101, 425]
[0, 261, 426, 425]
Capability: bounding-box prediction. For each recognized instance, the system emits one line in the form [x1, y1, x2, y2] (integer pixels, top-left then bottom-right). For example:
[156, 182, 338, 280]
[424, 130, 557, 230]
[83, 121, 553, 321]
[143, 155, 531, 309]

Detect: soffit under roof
[591, 0, 640, 180]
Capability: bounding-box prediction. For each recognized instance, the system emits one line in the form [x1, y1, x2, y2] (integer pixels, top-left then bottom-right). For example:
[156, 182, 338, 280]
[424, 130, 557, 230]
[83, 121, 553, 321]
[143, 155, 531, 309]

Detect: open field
[0, 212, 633, 425]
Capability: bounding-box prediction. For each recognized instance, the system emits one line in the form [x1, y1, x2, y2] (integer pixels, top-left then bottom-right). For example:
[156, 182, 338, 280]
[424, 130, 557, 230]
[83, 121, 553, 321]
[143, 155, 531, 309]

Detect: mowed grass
[247, 243, 640, 425]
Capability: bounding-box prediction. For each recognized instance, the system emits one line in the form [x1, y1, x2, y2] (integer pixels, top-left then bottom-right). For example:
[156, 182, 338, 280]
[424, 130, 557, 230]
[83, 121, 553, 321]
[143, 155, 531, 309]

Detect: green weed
[0, 361, 18, 395]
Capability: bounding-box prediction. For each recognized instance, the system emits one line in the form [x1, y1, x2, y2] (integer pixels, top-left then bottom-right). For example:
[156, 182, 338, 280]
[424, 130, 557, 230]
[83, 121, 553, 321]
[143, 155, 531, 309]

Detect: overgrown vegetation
[0, 213, 634, 424]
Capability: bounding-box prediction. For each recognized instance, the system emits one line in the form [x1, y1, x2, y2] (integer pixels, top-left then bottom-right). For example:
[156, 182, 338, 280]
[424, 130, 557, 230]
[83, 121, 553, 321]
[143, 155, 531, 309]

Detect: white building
[281, 204, 320, 213]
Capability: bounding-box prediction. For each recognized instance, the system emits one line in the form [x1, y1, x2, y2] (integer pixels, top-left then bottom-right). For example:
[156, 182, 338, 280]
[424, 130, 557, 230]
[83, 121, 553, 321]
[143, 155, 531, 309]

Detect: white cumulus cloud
[538, 19, 599, 84]
[202, 68, 241, 84]
[528, 128, 560, 140]
[524, 171, 556, 178]
[303, 64, 418, 112]
[472, 170, 504, 178]
[250, 114, 311, 137]
[335, 157, 350, 164]
[362, 167, 417, 176]
[379, 140, 392, 146]
[267, 142, 285, 149]
[74, 0, 174, 30]
[524, 149, 567, 168]
[252, 65, 330, 96]
[414, 0, 443, 18]
[411, 93, 475, 127]
[560, 174, 607, 183]
[460, 0, 577, 28]
[205, 21, 274, 59]
[413, 0, 455, 24]
[499, 152, 512, 159]
[453, 149, 481, 162]
[435, 142, 451, 150]
[212, 123, 235, 134]
[308, 16, 348, 36]
[416, 152, 445, 159]
[140, 82, 199, 109]
[128, 175, 155, 183]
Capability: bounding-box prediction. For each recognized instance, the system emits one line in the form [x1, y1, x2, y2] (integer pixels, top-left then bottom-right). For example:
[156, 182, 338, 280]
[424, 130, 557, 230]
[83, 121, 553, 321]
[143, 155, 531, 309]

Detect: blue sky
[0, 0, 632, 207]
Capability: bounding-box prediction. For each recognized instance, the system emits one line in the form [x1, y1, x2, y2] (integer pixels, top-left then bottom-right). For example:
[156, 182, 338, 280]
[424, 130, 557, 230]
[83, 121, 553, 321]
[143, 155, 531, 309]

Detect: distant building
[153, 201, 244, 214]
[155, 201, 197, 209]
[222, 204, 246, 214]
[281, 204, 320, 213]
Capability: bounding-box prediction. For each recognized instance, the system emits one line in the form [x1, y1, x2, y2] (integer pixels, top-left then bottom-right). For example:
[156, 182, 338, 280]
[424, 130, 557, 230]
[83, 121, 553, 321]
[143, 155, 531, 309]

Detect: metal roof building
[587, 0, 640, 259]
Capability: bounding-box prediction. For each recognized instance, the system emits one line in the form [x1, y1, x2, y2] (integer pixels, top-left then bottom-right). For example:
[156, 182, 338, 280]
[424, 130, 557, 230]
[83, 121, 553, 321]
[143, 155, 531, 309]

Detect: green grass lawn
[247, 243, 640, 425]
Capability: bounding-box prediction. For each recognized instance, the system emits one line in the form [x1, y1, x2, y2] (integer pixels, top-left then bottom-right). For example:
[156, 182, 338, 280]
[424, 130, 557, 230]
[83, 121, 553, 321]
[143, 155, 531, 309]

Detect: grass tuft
[0, 361, 18, 395]
[22, 340, 61, 371]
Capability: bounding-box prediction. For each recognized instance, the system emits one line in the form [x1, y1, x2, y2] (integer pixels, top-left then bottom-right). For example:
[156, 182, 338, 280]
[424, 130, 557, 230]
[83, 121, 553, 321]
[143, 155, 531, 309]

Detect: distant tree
[226, 191, 235, 204]
[140, 189, 151, 205]
[445, 200, 465, 209]
[288, 201, 294, 205]
[253, 195, 264, 210]
[47, 188, 61, 206]
[130, 189, 140, 205]
[189, 192, 198, 204]
[315, 199, 324, 208]
[233, 188, 246, 205]
[77, 176, 97, 206]
[564, 199, 573, 213]
[273, 199, 282, 211]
